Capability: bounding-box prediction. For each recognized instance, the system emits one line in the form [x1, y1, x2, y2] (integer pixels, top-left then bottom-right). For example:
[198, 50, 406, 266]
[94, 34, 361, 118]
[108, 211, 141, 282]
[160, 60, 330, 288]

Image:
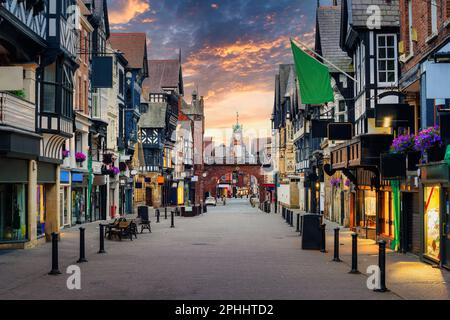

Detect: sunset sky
[108, 0, 330, 139]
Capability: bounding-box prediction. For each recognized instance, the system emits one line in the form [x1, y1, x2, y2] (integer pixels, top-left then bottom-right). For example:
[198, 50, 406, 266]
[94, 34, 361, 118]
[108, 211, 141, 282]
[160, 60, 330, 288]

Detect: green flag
[290, 40, 334, 105]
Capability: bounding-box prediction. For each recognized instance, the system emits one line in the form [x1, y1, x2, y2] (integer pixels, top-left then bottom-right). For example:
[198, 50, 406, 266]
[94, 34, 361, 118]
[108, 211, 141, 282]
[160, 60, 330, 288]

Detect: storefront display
[36, 185, 46, 237]
[364, 190, 377, 229]
[424, 186, 441, 261]
[0, 184, 27, 242]
[72, 188, 86, 225]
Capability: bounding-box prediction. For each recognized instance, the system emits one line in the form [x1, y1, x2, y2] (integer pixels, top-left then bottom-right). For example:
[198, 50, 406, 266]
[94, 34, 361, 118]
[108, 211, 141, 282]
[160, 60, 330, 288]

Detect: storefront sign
[60, 171, 70, 184]
[157, 176, 165, 185]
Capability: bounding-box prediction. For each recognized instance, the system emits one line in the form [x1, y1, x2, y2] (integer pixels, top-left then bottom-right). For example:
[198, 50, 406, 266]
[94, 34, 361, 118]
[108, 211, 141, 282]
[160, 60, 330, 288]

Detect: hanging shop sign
[157, 176, 165, 185]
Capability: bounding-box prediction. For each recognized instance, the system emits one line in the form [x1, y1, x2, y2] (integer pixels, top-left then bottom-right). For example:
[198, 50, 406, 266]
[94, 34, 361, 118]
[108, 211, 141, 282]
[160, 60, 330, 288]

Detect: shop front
[420, 162, 450, 268]
[71, 172, 87, 225]
[92, 175, 107, 222]
[59, 170, 71, 228]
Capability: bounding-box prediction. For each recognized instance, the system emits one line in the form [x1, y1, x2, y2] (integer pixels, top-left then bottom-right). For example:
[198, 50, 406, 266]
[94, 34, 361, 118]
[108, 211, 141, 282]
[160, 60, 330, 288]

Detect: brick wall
[400, 0, 450, 74]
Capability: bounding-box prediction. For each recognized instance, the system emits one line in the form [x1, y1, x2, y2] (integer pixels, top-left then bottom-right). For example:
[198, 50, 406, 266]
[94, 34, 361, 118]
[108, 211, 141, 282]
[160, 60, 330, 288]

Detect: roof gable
[109, 33, 148, 72]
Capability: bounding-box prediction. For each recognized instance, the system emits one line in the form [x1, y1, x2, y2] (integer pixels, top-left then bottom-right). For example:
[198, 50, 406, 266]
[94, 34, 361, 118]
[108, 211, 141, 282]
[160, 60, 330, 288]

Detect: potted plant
[390, 133, 419, 171]
[75, 152, 87, 163]
[414, 126, 445, 163]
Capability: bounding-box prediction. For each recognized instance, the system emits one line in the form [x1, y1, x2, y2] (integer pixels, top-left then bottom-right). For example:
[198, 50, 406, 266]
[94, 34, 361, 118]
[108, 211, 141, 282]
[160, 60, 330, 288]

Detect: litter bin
[138, 206, 149, 218]
[301, 214, 322, 250]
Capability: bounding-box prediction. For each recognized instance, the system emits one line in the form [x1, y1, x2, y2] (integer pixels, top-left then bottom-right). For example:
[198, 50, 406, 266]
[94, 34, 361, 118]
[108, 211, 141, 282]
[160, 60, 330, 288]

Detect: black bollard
[171, 210, 175, 228]
[374, 240, 388, 292]
[77, 227, 88, 263]
[320, 224, 327, 253]
[165, 207, 168, 220]
[156, 209, 160, 223]
[333, 228, 341, 262]
[349, 233, 360, 274]
[98, 224, 106, 254]
[296, 214, 300, 232]
[48, 232, 61, 275]
[282, 207, 285, 220]
[290, 212, 294, 227]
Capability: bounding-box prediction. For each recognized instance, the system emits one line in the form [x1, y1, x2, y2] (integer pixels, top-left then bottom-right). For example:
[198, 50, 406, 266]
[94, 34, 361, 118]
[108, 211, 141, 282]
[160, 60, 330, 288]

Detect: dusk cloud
[108, 0, 324, 138]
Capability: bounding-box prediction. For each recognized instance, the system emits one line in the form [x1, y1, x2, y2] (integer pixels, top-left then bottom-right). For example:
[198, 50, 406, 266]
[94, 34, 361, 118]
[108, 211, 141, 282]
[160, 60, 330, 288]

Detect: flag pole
[291, 38, 357, 83]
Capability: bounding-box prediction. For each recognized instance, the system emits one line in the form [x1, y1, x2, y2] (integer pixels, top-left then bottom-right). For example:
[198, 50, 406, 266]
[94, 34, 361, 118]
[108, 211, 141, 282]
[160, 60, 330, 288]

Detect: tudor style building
[109, 32, 149, 211]
[140, 58, 183, 207]
[315, 1, 354, 226]
[0, 0, 48, 248]
[328, 0, 403, 241]
[0, 0, 80, 247]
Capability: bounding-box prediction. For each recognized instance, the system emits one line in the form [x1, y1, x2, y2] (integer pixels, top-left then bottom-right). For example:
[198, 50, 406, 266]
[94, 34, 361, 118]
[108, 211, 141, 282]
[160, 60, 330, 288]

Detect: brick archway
[203, 164, 265, 201]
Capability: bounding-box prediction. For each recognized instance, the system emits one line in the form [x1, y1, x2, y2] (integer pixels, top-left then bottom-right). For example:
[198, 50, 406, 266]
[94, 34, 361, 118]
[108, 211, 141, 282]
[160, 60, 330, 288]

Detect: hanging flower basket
[330, 177, 342, 188]
[119, 162, 127, 172]
[109, 166, 120, 177]
[414, 126, 444, 163]
[62, 150, 70, 159]
[390, 134, 415, 154]
[345, 179, 351, 188]
[75, 152, 87, 163]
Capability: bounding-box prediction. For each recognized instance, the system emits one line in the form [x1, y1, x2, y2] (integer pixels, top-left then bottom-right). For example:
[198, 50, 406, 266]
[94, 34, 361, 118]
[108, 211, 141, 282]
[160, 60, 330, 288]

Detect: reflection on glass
[425, 186, 440, 261]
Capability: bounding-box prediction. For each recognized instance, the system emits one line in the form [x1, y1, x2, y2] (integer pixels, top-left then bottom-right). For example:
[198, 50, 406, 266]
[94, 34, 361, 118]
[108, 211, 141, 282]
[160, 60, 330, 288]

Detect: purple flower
[390, 134, 414, 154]
[345, 179, 351, 187]
[414, 126, 443, 154]
[330, 177, 342, 188]
[111, 166, 120, 175]
[75, 152, 87, 162]
[62, 150, 70, 158]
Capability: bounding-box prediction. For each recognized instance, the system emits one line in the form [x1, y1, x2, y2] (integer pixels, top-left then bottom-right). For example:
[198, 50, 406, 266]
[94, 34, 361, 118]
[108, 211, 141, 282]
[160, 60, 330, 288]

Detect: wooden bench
[107, 220, 138, 241]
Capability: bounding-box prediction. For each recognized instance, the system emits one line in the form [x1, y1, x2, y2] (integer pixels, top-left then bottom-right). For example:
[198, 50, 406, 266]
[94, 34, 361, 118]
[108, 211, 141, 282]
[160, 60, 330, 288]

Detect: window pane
[378, 36, 386, 46]
[43, 84, 56, 112]
[387, 36, 394, 46]
[387, 60, 395, 71]
[379, 72, 387, 82]
[387, 47, 395, 58]
[378, 61, 386, 71]
[44, 63, 56, 82]
[388, 72, 395, 82]
[379, 48, 386, 58]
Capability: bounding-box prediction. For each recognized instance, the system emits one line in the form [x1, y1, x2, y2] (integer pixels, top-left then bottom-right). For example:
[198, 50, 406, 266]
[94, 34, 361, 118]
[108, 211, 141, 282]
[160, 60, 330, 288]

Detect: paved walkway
[0, 199, 442, 299]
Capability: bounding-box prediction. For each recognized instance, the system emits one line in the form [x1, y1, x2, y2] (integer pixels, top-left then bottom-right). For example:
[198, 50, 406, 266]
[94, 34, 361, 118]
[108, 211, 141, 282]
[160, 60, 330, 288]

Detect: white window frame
[431, 0, 438, 35]
[408, 0, 414, 55]
[376, 34, 398, 87]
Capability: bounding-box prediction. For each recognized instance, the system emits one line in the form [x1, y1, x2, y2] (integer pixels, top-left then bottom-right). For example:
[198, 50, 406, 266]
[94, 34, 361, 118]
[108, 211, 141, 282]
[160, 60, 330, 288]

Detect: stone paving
[0, 199, 443, 300]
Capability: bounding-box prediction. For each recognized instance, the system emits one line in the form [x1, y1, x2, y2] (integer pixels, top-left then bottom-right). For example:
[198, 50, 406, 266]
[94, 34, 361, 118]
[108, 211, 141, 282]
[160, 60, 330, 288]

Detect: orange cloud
[110, 0, 150, 24]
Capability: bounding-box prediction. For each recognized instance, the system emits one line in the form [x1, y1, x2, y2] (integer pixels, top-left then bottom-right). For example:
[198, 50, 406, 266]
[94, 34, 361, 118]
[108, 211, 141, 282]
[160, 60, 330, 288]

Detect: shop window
[424, 186, 440, 261]
[0, 184, 27, 242]
[36, 185, 46, 238]
[364, 190, 377, 229]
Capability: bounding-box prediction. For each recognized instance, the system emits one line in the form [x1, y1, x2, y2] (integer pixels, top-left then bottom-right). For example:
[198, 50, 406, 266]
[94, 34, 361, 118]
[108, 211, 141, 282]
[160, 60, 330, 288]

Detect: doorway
[145, 187, 153, 207]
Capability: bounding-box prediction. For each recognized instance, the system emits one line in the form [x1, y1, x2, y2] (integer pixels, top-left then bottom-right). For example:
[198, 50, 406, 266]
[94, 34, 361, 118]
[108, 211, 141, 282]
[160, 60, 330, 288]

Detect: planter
[427, 145, 446, 163]
[407, 151, 421, 171]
